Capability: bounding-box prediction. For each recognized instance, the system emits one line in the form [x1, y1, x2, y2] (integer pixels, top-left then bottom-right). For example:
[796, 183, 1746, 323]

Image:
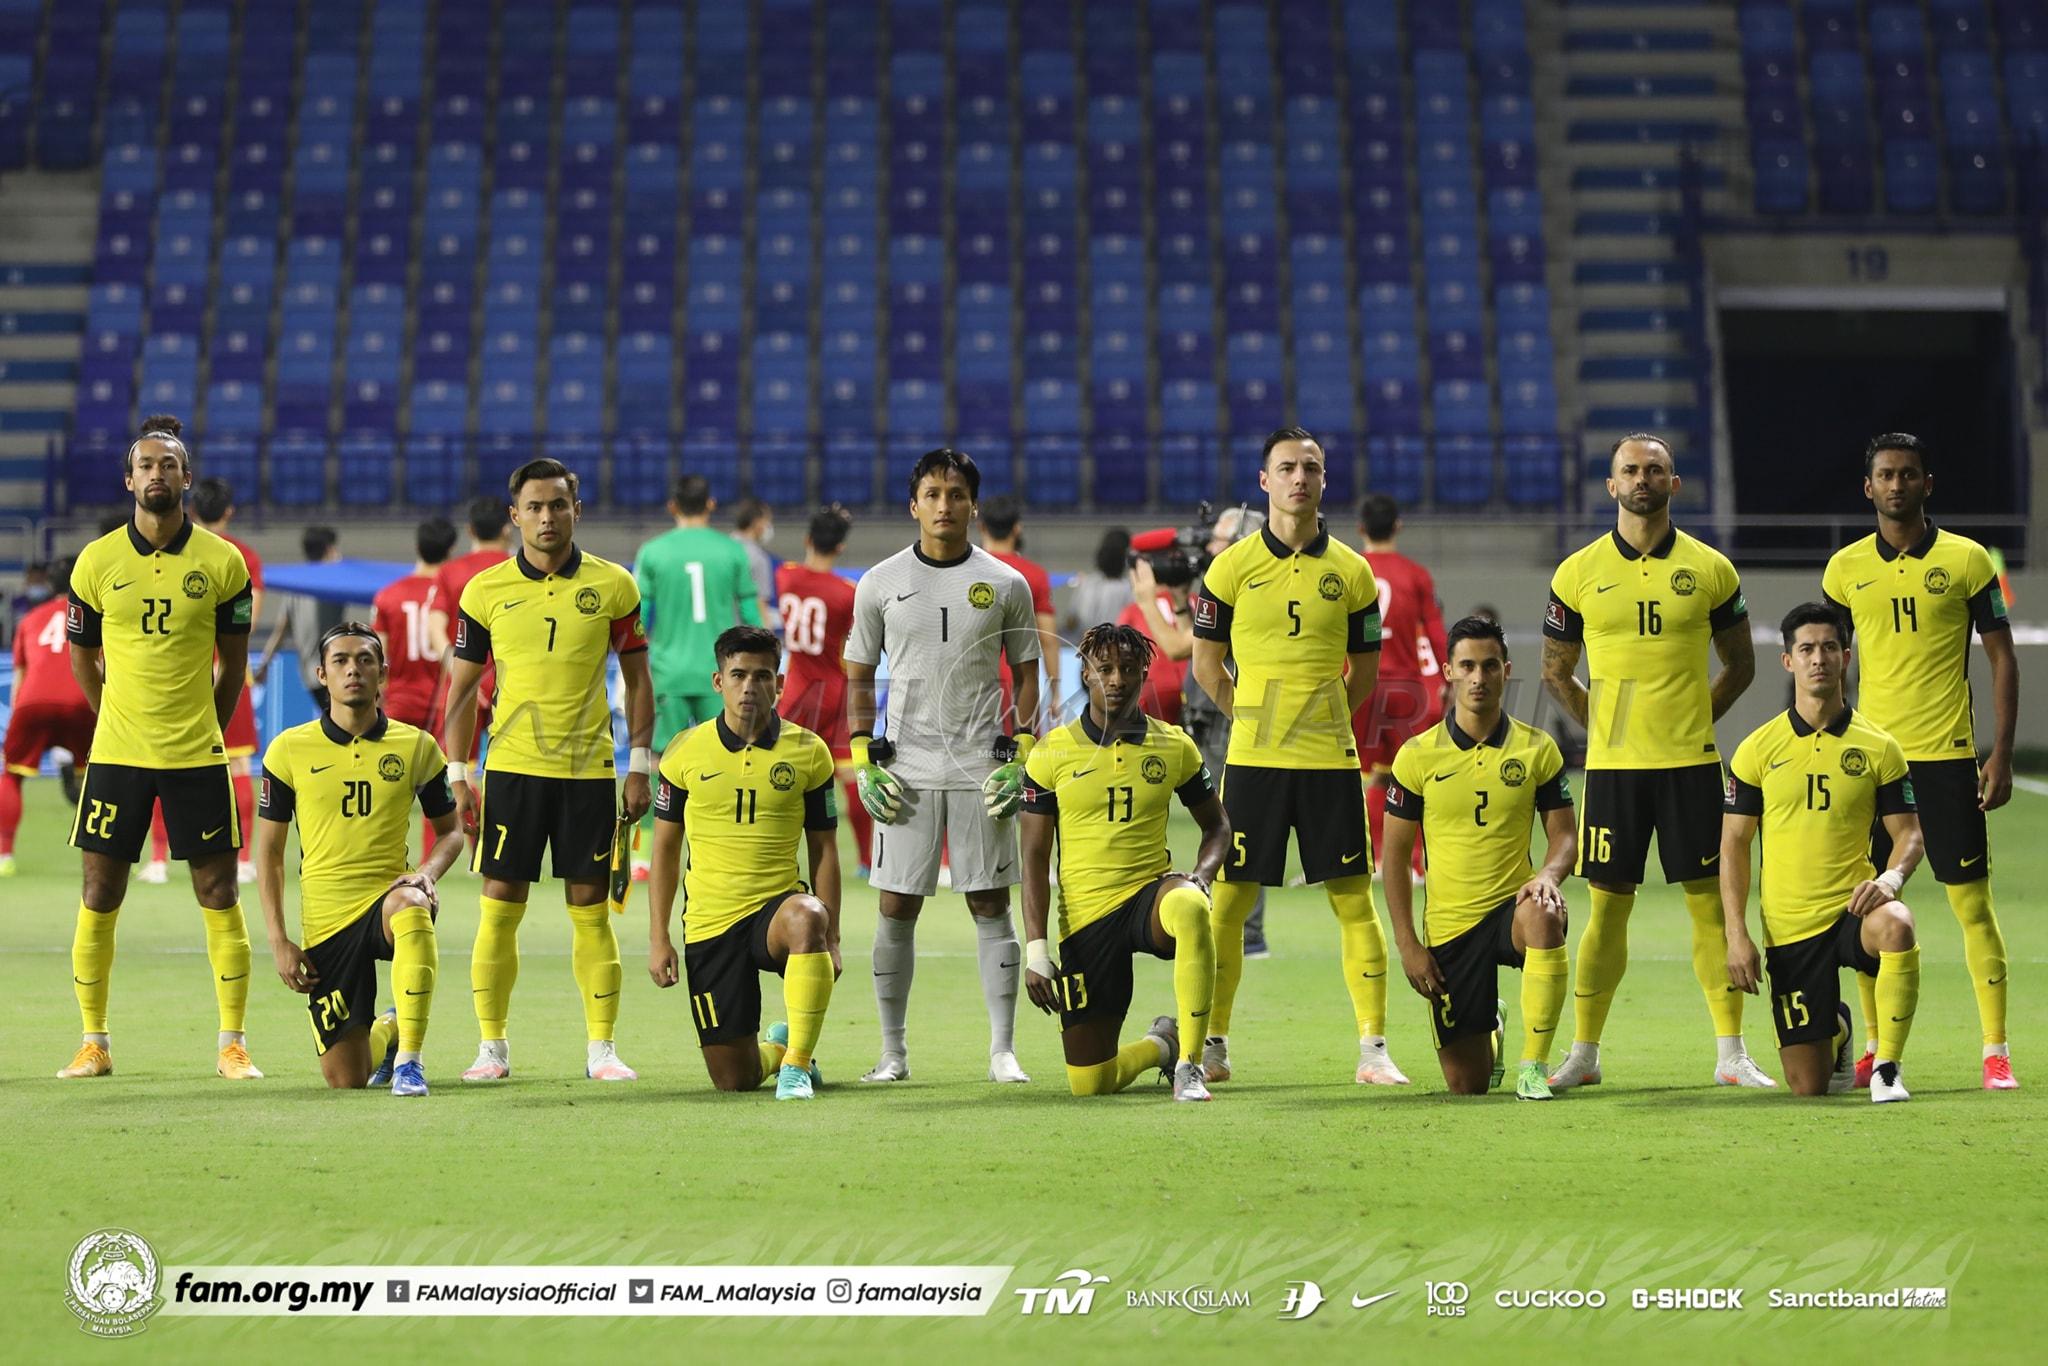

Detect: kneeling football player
[647, 626, 840, 1099]
[1722, 603, 1923, 1103]
[1383, 617, 1576, 1099]
[256, 623, 463, 1093]
[1020, 624, 1228, 1101]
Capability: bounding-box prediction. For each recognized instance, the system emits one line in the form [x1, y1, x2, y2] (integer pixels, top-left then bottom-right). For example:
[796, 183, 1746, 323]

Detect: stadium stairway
[0, 169, 96, 531]
[1553, 0, 1739, 507]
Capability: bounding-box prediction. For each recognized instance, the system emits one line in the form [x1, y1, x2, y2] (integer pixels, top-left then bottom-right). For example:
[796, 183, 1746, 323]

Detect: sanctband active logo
[65, 1228, 164, 1338]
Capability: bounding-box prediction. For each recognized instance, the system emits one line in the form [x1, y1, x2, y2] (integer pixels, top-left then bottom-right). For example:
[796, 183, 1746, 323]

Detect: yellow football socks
[369, 1011, 398, 1067]
[1572, 887, 1633, 1043]
[567, 902, 622, 1042]
[72, 902, 117, 1034]
[1065, 1039, 1163, 1096]
[202, 903, 251, 1032]
[1875, 945, 1921, 1063]
[1206, 879, 1260, 1036]
[1327, 874, 1388, 1038]
[1858, 971, 1879, 1053]
[756, 1037, 787, 1087]
[1157, 885, 1213, 1063]
[782, 951, 834, 1070]
[471, 896, 526, 1040]
[390, 904, 437, 1054]
[1684, 878, 1744, 1037]
[1521, 944, 1569, 1065]
[1945, 880, 2008, 1046]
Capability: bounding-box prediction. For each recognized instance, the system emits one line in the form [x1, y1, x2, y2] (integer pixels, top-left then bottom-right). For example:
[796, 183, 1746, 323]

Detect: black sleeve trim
[1542, 591, 1582, 642]
[1708, 588, 1748, 634]
[1174, 767, 1217, 808]
[66, 595, 103, 648]
[1876, 777, 1915, 816]
[1347, 607, 1382, 654]
[1534, 772, 1573, 812]
[1189, 587, 1232, 641]
[416, 773, 456, 819]
[215, 579, 254, 635]
[258, 766, 295, 821]
[1968, 585, 2011, 634]
[1724, 775, 1763, 816]
[1384, 776, 1423, 821]
[1822, 591, 1854, 644]
[654, 780, 687, 824]
[1020, 778, 1057, 816]
[451, 607, 492, 662]
[803, 781, 838, 831]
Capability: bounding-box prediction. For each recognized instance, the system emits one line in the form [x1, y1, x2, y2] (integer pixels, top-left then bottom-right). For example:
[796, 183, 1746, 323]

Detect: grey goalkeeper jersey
[845, 543, 1041, 789]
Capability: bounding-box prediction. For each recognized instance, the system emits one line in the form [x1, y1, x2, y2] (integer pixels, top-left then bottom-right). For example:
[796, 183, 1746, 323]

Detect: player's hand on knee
[649, 939, 680, 988]
[1845, 878, 1889, 919]
[273, 940, 318, 994]
[1400, 941, 1445, 999]
[1516, 874, 1565, 914]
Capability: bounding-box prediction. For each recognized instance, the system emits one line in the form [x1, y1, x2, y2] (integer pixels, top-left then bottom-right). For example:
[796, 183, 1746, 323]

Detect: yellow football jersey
[66, 518, 253, 767]
[1725, 707, 1914, 946]
[1545, 526, 1745, 770]
[258, 712, 454, 948]
[1021, 711, 1215, 939]
[654, 714, 837, 943]
[1387, 715, 1572, 943]
[1821, 524, 2009, 762]
[454, 545, 646, 780]
[1190, 522, 1380, 770]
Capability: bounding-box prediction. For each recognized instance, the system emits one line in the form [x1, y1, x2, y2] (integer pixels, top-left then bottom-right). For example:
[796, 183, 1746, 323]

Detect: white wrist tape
[628, 746, 654, 775]
[1876, 868, 1906, 897]
[446, 761, 469, 784]
[1025, 938, 1056, 978]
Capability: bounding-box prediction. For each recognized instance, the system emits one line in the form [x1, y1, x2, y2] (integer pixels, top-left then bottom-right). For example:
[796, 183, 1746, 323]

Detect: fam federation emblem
[1500, 758, 1528, 787]
[1840, 747, 1869, 778]
[1669, 568, 1698, 596]
[575, 586, 603, 615]
[181, 570, 208, 599]
[769, 761, 798, 791]
[1140, 754, 1168, 784]
[1923, 566, 1952, 595]
[967, 581, 996, 610]
[1317, 571, 1343, 601]
[379, 753, 406, 782]
[64, 1228, 163, 1338]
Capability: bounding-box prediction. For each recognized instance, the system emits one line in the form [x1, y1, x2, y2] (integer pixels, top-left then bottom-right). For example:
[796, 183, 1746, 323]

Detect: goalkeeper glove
[850, 734, 906, 824]
[981, 733, 1036, 819]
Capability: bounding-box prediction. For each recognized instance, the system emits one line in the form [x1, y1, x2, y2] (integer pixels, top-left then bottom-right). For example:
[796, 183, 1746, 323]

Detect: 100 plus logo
[1425, 1281, 1470, 1317]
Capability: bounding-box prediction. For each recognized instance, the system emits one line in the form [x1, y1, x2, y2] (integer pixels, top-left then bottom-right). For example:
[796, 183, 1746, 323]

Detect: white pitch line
[2012, 775, 2048, 798]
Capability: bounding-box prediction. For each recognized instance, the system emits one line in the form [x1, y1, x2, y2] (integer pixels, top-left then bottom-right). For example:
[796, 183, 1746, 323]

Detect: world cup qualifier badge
[65, 1228, 164, 1338]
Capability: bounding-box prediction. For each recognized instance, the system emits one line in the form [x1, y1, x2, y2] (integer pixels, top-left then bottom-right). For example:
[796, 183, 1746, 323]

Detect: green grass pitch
[4, 776, 2044, 1363]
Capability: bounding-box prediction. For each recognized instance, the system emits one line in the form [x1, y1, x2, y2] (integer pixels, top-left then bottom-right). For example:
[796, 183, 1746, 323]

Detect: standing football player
[844, 448, 1042, 1083]
[1723, 604, 1923, 1103]
[1020, 624, 1227, 1101]
[256, 622, 462, 1093]
[775, 505, 871, 871]
[1821, 433, 2019, 1089]
[1540, 433, 1767, 1090]
[425, 495, 512, 756]
[445, 458, 654, 1082]
[2, 557, 93, 876]
[61, 415, 260, 1080]
[1189, 426, 1407, 1087]
[374, 516, 458, 856]
[1353, 492, 1448, 880]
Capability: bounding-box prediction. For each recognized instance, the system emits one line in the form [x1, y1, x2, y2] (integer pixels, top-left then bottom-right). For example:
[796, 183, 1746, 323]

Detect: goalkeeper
[843, 448, 1044, 1084]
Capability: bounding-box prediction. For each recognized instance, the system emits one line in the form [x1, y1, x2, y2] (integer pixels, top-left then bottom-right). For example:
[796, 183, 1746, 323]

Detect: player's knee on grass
[1438, 1035, 1493, 1096]
[1866, 901, 1915, 953]
[1065, 1060, 1121, 1096]
[190, 851, 240, 908]
[319, 1031, 372, 1089]
[1513, 894, 1566, 950]
[1780, 1042, 1833, 1098]
[701, 1041, 762, 1092]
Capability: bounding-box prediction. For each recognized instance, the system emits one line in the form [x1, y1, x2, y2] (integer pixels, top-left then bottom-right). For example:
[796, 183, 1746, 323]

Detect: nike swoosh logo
[1360, 970, 1385, 979]
[700, 771, 721, 780]
[1596, 583, 1618, 594]
[1700, 855, 1716, 865]
[1341, 851, 1362, 864]
[75, 977, 101, 986]
[1768, 759, 1790, 770]
[219, 973, 247, 982]
[895, 592, 919, 601]
[873, 971, 898, 978]
[111, 579, 134, 591]
[1350, 1292, 1397, 1308]
[594, 851, 608, 861]
[1073, 767, 1096, 778]
[996, 861, 1013, 876]
[500, 600, 526, 611]
[1988, 975, 2006, 986]
[1855, 579, 1877, 590]
[405, 988, 430, 996]
[1960, 855, 1981, 867]
[1890, 1013, 1914, 1022]
[202, 827, 225, 840]
[1574, 990, 1600, 998]
[1532, 1025, 1554, 1033]
[595, 990, 620, 999]
[998, 960, 1018, 970]
[1247, 577, 1275, 589]
[1431, 772, 1453, 783]
[311, 764, 334, 774]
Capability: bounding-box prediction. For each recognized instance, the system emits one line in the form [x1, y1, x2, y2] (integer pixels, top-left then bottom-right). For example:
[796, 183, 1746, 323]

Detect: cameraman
[1177, 506, 1272, 957]
[1121, 532, 1196, 722]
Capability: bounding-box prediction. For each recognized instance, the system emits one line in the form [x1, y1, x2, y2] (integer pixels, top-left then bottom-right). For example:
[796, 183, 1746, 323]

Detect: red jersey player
[1352, 494, 1448, 875]
[148, 479, 263, 881]
[978, 495, 1060, 731]
[775, 506, 872, 869]
[1, 558, 96, 874]
[374, 516, 459, 728]
[425, 495, 512, 753]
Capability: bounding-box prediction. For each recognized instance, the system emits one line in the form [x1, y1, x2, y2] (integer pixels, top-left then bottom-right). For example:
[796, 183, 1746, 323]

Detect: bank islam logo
[65, 1229, 164, 1338]
[1126, 1284, 1252, 1315]
[1016, 1269, 1109, 1316]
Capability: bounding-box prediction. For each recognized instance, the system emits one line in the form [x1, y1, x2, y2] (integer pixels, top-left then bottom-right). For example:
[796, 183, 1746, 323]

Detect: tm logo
[1016, 1269, 1109, 1316]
